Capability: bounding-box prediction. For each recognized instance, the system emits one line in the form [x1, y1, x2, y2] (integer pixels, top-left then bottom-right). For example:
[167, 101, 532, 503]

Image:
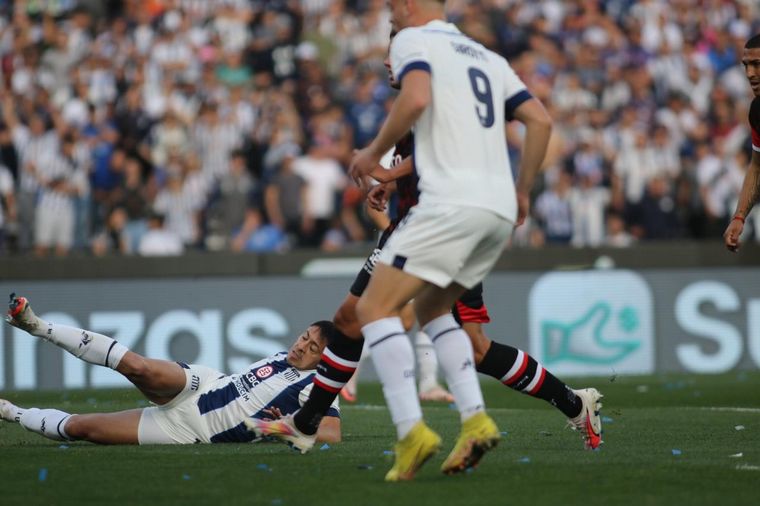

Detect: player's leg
[6, 294, 188, 404]
[415, 329, 453, 402]
[468, 319, 585, 415]
[457, 283, 602, 449]
[414, 282, 501, 474]
[470, 324, 603, 448]
[1, 398, 142, 444]
[355, 262, 441, 481]
[408, 299, 454, 402]
[335, 293, 367, 403]
[116, 353, 189, 404]
[355, 262, 429, 435]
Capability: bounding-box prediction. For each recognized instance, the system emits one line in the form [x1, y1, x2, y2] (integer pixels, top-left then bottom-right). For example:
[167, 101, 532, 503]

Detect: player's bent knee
[464, 324, 491, 364]
[63, 415, 90, 440]
[472, 344, 488, 364]
[400, 304, 415, 332]
[354, 296, 380, 326]
[333, 302, 360, 337]
[117, 352, 150, 379]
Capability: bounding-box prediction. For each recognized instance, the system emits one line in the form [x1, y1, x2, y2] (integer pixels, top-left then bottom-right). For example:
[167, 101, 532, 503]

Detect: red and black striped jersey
[750, 97, 760, 153]
[387, 133, 419, 234]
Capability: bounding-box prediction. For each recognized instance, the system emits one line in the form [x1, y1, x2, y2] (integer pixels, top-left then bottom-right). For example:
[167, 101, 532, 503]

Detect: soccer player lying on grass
[0, 294, 341, 445]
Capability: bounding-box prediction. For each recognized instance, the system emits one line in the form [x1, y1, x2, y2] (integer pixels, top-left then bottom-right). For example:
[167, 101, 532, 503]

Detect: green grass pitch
[1, 372, 758, 506]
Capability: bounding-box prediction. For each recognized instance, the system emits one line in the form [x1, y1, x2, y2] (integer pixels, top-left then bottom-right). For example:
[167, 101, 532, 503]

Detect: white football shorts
[377, 203, 513, 289]
[138, 363, 225, 445]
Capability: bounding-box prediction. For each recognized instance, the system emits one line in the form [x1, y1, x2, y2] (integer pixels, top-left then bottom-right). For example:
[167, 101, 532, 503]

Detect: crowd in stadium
[0, 0, 758, 256]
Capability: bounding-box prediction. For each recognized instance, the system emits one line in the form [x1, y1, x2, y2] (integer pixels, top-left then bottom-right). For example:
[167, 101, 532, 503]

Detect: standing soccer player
[346, 0, 552, 480]
[724, 34, 760, 251]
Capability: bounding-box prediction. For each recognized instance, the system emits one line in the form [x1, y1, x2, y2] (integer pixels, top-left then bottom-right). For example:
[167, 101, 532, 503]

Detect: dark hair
[746, 34, 760, 49]
[147, 209, 165, 224]
[309, 320, 338, 347]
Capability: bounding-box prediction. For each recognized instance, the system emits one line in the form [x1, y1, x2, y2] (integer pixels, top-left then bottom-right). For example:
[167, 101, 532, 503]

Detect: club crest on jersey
[255, 366, 274, 379]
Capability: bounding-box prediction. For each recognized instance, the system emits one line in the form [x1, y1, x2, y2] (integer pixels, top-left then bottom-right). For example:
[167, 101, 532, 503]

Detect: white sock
[415, 331, 441, 392]
[362, 316, 422, 439]
[0, 400, 26, 422]
[38, 322, 128, 369]
[19, 407, 73, 441]
[423, 314, 485, 422]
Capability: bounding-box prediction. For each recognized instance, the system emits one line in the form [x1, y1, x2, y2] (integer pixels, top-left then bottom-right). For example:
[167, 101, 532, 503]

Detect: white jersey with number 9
[390, 20, 531, 223]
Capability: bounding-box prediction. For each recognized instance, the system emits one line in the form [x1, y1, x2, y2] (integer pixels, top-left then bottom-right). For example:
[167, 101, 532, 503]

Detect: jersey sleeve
[752, 128, 760, 153]
[326, 395, 340, 418]
[390, 28, 431, 83]
[501, 59, 532, 121]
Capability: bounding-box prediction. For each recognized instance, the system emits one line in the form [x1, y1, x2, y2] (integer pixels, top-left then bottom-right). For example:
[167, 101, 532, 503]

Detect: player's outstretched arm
[511, 98, 553, 226]
[725, 150, 760, 251]
[316, 416, 341, 443]
[370, 156, 413, 184]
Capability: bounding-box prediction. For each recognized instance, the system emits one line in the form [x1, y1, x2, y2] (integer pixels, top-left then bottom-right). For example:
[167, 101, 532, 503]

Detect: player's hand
[349, 146, 381, 184]
[724, 218, 744, 252]
[262, 406, 283, 420]
[515, 191, 530, 227]
[367, 184, 389, 211]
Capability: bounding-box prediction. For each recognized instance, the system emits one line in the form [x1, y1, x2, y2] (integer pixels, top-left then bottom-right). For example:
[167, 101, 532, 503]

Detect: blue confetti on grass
[602, 416, 614, 423]
[448, 403, 457, 410]
[500, 431, 508, 436]
[271, 499, 283, 506]
[38, 468, 48, 482]
[182, 474, 191, 481]
[320, 443, 330, 451]
[257, 464, 271, 472]
[672, 449, 682, 456]
[58, 444, 69, 449]
[383, 450, 394, 456]
[518, 457, 531, 464]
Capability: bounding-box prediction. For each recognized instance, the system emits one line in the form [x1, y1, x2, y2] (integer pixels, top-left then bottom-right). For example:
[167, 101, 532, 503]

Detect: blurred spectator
[33, 135, 78, 256]
[634, 176, 682, 239]
[206, 149, 258, 250]
[292, 142, 347, 247]
[92, 206, 129, 256]
[534, 170, 573, 244]
[2, 98, 59, 251]
[264, 148, 307, 246]
[152, 160, 203, 247]
[605, 210, 637, 248]
[138, 210, 184, 256]
[116, 157, 149, 254]
[193, 103, 244, 181]
[0, 162, 15, 252]
[613, 130, 658, 207]
[570, 173, 611, 248]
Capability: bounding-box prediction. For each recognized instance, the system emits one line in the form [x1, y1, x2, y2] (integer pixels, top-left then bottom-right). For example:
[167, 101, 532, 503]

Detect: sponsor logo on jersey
[79, 331, 92, 349]
[255, 366, 274, 379]
[190, 374, 200, 391]
[362, 248, 382, 275]
[283, 369, 300, 382]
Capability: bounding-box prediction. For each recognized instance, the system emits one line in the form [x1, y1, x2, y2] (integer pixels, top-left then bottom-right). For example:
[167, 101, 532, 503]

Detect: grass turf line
[0, 372, 758, 506]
